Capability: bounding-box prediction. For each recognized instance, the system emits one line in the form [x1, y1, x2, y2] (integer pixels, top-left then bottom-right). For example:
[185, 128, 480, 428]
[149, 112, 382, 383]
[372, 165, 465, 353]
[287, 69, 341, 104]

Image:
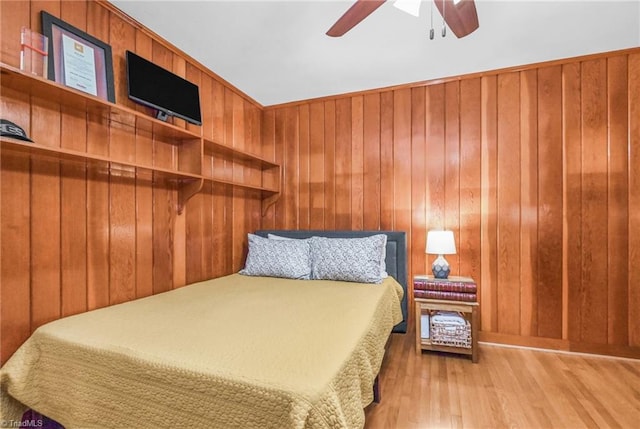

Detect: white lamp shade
[426, 230, 456, 255]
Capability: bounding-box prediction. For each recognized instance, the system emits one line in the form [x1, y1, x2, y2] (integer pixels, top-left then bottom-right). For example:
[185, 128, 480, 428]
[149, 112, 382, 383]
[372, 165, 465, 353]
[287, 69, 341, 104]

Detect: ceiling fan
[326, 0, 479, 38]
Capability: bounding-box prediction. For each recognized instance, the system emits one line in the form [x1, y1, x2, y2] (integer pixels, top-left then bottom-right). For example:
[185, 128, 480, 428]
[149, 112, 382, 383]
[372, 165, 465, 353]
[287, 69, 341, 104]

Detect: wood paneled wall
[263, 49, 640, 358]
[0, 0, 264, 364]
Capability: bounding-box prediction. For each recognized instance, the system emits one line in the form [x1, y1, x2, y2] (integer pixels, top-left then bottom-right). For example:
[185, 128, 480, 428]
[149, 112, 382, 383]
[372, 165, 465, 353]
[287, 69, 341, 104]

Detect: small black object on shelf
[0, 119, 33, 142]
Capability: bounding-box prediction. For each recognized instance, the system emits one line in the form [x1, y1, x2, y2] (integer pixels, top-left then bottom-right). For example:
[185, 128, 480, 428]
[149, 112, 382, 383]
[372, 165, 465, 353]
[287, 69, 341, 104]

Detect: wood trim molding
[480, 331, 640, 359]
[265, 47, 640, 110]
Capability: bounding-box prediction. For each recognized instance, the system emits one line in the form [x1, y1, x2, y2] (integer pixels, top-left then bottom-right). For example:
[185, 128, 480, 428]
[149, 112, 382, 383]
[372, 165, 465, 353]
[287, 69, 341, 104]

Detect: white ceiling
[109, 0, 640, 106]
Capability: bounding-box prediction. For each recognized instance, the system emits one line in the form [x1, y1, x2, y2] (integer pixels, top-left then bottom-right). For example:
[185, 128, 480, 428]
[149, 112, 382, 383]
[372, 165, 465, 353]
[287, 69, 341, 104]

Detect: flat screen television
[126, 50, 202, 126]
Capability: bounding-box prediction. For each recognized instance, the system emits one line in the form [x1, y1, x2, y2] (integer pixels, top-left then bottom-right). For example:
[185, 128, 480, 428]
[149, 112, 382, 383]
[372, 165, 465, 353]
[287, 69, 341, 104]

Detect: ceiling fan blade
[326, 0, 387, 37]
[434, 0, 479, 38]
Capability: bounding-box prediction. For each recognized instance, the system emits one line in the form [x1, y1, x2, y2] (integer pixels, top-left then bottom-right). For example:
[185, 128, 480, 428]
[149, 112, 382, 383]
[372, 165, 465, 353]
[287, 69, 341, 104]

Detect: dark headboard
[255, 230, 408, 333]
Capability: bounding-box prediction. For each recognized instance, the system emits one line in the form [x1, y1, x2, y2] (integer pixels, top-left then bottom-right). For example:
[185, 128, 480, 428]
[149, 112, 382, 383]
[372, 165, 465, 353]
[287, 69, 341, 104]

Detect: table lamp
[426, 230, 456, 279]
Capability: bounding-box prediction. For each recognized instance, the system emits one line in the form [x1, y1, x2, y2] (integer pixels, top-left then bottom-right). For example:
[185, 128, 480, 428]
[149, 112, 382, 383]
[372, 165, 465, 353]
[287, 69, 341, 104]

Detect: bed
[1, 230, 407, 429]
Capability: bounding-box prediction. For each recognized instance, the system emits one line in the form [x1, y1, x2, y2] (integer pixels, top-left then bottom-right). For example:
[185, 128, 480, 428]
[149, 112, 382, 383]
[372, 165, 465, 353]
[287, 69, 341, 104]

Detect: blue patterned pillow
[310, 235, 387, 283]
[239, 234, 311, 279]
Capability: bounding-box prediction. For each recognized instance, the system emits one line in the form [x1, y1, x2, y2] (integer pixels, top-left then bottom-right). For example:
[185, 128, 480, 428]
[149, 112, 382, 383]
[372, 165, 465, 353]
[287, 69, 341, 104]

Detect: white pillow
[309, 234, 387, 284]
[239, 234, 311, 280]
[268, 233, 387, 278]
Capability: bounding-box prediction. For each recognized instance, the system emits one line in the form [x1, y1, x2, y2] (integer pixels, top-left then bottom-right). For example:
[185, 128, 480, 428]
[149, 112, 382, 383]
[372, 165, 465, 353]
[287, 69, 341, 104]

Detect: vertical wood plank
[629, 53, 640, 347]
[103, 8, 138, 303]
[59, 2, 88, 317]
[134, 30, 153, 299]
[60, 1, 86, 30]
[519, 69, 538, 338]
[151, 41, 175, 292]
[335, 98, 352, 229]
[85, 0, 111, 309]
[444, 82, 461, 274]
[109, 172, 136, 304]
[171, 56, 188, 286]
[60, 165, 88, 317]
[393, 89, 412, 280]
[424, 82, 444, 328]
[480, 75, 498, 333]
[351, 96, 364, 230]
[86, 159, 110, 310]
[185, 65, 203, 284]
[411, 87, 426, 280]
[298, 104, 310, 230]
[199, 74, 214, 279]
[274, 108, 287, 230]
[496, 72, 521, 335]
[459, 78, 482, 285]
[563, 62, 583, 342]
[109, 13, 137, 110]
[379, 91, 394, 230]
[363, 93, 381, 230]
[87, 3, 110, 77]
[200, 179, 215, 280]
[426, 85, 445, 230]
[231, 92, 246, 272]
[284, 106, 299, 229]
[246, 102, 262, 238]
[580, 59, 608, 344]
[221, 89, 233, 275]
[211, 80, 229, 276]
[426, 83, 446, 284]
[537, 66, 563, 339]
[324, 100, 336, 230]
[309, 102, 325, 229]
[30, 160, 61, 327]
[261, 109, 276, 227]
[606, 55, 629, 346]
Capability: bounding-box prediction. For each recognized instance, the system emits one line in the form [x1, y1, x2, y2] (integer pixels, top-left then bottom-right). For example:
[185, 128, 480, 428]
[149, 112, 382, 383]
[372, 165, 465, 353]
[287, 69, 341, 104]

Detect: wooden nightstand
[414, 276, 479, 363]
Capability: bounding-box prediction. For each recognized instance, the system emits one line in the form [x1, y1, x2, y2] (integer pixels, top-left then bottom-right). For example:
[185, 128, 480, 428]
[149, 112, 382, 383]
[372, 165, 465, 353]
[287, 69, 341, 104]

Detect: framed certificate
[41, 11, 115, 103]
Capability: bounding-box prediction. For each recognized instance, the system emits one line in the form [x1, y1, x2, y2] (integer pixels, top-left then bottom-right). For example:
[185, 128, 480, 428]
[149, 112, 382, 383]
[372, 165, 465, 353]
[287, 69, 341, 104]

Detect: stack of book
[414, 275, 477, 302]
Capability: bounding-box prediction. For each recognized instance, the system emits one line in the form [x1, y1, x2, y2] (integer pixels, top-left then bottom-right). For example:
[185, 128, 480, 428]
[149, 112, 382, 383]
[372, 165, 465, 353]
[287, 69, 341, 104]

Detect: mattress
[0, 274, 404, 429]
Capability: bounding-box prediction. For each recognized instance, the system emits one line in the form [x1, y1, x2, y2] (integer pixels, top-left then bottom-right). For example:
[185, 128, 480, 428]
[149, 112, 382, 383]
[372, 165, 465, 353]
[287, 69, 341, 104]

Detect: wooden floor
[365, 330, 640, 428]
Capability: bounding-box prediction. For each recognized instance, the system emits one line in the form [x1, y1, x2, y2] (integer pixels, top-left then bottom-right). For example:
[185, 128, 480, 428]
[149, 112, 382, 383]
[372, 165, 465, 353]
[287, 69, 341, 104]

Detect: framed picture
[41, 11, 115, 103]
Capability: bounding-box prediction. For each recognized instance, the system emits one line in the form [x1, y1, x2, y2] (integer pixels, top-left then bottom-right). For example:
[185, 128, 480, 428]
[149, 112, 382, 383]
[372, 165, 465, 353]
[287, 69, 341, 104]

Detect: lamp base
[431, 255, 450, 279]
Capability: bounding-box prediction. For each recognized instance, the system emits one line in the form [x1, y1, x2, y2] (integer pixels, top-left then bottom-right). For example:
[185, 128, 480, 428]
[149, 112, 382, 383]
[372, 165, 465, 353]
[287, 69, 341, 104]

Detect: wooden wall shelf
[0, 138, 201, 181]
[0, 63, 201, 143]
[203, 138, 279, 168]
[0, 63, 281, 214]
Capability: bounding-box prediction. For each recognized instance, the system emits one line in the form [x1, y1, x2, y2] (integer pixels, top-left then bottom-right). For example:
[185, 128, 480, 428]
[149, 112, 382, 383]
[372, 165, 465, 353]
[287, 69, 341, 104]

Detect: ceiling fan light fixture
[393, 0, 422, 17]
[327, 0, 478, 38]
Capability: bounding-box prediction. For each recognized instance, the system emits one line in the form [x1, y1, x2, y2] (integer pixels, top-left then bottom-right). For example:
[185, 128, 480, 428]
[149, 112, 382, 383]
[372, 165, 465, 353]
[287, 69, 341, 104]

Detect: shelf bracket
[261, 193, 280, 217]
[178, 178, 204, 214]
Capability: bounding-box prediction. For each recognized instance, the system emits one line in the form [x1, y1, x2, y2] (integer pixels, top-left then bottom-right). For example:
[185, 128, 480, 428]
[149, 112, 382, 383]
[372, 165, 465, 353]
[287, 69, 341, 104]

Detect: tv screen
[126, 50, 202, 126]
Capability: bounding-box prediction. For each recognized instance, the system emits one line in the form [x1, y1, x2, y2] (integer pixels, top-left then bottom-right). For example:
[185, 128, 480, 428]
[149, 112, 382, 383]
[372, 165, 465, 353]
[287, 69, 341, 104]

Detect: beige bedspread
[1, 274, 403, 429]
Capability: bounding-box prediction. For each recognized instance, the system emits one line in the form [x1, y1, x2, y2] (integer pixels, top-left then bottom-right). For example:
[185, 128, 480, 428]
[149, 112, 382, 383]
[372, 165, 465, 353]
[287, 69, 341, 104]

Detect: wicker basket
[430, 311, 471, 348]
